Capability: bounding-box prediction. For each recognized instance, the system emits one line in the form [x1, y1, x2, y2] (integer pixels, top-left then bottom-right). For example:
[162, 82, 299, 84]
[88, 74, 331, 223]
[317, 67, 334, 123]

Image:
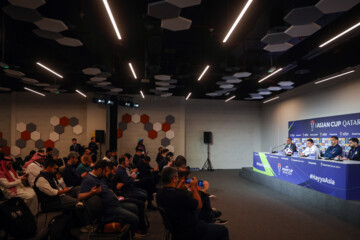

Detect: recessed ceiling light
[319, 22, 360, 48]
[186, 92, 192, 100]
[129, 63, 137, 79]
[140, 90, 145, 99]
[223, 0, 253, 43]
[314, 70, 355, 84]
[258, 68, 283, 83]
[198, 65, 210, 81]
[263, 96, 279, 104]
[24, 87, 45, 96]
[36, 62, 63, 78]
[103, 0, 122, 40]
[75, 89, 87, 98]
[225, 95, 235, 102]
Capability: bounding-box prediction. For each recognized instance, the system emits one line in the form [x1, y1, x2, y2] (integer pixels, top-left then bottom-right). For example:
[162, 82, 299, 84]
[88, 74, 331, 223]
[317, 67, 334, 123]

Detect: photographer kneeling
[157, 167, 229, 240]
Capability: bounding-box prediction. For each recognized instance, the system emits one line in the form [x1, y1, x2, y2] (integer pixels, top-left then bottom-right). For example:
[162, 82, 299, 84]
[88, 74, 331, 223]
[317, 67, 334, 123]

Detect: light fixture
[36, 62, 63, 78]
[129, 63, 137, 79]
[198, 65, 210, 81]
[140, 90, 145, 99]
[319, 22, 360, 48]
[76, 89, 87, 98]
[24, 87, 45, 96]
[225, 96, 235, 102]
[258, 68, 283, 83]
[223, 0, 253, 43]
[102, 0, 122, 40]
[263, 96, 279, 104]
[186, 92, 192, 100]
[314, 70, 355, 84]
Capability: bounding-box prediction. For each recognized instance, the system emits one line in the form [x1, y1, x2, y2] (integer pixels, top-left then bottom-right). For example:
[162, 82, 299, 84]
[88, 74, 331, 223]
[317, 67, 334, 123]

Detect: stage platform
[240, 167, 360, 226]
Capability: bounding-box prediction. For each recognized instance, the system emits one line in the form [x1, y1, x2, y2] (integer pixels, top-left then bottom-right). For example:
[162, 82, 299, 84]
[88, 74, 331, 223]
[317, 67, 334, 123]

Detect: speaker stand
[202, 143, 214, 171]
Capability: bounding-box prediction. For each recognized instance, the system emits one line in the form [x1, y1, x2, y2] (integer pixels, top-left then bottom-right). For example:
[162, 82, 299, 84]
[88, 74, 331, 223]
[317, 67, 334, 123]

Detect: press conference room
[1, 0, 360, 239]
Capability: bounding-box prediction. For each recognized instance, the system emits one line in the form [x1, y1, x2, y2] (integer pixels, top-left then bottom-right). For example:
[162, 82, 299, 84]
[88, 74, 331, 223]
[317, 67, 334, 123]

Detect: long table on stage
[253, 152, 360, 200]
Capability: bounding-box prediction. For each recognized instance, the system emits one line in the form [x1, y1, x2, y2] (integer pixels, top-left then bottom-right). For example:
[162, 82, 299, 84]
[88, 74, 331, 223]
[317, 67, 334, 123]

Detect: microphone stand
[270, 143, 285, 153]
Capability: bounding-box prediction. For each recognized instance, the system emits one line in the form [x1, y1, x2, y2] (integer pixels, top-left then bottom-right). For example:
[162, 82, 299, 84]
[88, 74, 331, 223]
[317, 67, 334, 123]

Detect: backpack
[0, 197, 37, 239]
[48, 213, 78, 240]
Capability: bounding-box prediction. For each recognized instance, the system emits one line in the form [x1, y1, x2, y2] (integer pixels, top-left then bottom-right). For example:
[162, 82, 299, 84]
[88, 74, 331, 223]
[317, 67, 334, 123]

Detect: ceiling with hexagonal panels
[0, 0, 359, 101]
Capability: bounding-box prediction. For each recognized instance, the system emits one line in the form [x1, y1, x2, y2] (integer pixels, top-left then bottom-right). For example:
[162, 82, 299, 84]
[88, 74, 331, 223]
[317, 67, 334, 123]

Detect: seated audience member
[159, 152, 174, 171]
[157, 167, 229, 240]
[155, 147, 164, 166]
[34, 158, 80, 211]
[81, 147, 91, 161]
[174, 155, 187, 168]
[0, 156, 38, 215]
[133, 147, 144, 167]
[106, 162, 148, 235]
[88, 137, 98, 163]
[103, 150, 112, 162]
[25, 152, 46, 187]
[114, 156, 147, 201]
[136, 156, 158, 209]
[125, 153, 136, 170]
[77, 154, 93, 177]
[62, 152, 82, 187]
[24, 150, 36, 164]
[78, 161, 139, 234]
[284, 138, 297, 153]
[300, 139, 321, 159]
[324, 136, 343, 159]
[342, 138, 360, 161]
[158, 149, 169, 167]
[136, 139, 146, 155]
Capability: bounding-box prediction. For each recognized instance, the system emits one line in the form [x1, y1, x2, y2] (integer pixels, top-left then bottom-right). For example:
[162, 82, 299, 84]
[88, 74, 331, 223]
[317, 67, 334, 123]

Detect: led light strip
[76, 89, 87, 97]
[314, 70, 355, 84]
[198, 65, 210, 81]
[129, 63, 137, 79]
[263, 96, 279, 104]
[103, 0, 122, 40]
[186, 92, 192, 100]
[319, 22, 360, 48]
[258, 68, 283, 83]
[223, 0, 253, 43]
[36, 62, 63, 78]
[24, 87, 45, 96]
[225, 96, 235, 102]
[140, 90, 145, 99]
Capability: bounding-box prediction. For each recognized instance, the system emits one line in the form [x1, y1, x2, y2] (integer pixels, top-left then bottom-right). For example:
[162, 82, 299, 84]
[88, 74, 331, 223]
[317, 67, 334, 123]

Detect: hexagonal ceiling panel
[35, 139, 44, 149]
[15, 138, 26, 148]
[31, 131, 41, 141]
[285, 23, 321, 38]
[69, 117, 79, 127]
[144, 122, 153, 131]
[50, 132, 60, 142]
[21, 77, 39, 84]
[278, 81, 294, 86]
[161, 93, 173, 97]
[268, 86, 282, 91]
[32, 29, 63, 40]
[118, 122, 127, 131]
[82, 68, 101, 75]
[233, 72, 252, 78]
[166, 115, 175, 124]
[153, 122, 162, 132]
[50, 116, 59, 126]
[11, 146, 20, 156]
[283, 6, 323, 25]
[148, 1, 181, 19]
[56, 37, 83, 47]
[26, 123, 36, 132]
[315, 0, 360, 14]
[161, 17, 192, 31]
[34, 18, 68, 32]
[161, 137, 171, 147]
[155, 75, 171, 81]
[132, 114, 140, 123]
[261, 32, 292, 44]
[16, 122, 26, 132]
[54, 124, 65, 134]
[166, 0, 201, 8]
[3, 5, 42, 23]
[264, 42, 293, 52]
[73, 125, 83, 135]
[4, 69, 25, 78]
[9, 0, 45, 9]
[166, 130, 175, 139]
[167, 145, 175, 153]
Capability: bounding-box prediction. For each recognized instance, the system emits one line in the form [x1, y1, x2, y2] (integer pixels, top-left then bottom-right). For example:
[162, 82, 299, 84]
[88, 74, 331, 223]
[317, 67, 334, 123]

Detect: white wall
[185, 99, 261, 169]
[260, 68, 360, 151]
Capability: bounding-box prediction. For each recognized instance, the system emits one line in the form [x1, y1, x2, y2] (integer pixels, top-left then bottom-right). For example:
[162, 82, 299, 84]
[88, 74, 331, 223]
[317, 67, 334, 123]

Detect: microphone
[270, 143, 286, 153]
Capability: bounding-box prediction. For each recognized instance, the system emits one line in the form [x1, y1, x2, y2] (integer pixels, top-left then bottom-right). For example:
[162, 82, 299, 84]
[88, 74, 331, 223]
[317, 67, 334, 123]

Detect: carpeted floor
[42, 169, 360, 240]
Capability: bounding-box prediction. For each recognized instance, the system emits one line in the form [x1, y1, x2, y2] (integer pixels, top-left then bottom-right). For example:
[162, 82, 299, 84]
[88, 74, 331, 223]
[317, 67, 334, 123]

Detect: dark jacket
[34, 171, 61, 212]
[62, 164, 82, 187]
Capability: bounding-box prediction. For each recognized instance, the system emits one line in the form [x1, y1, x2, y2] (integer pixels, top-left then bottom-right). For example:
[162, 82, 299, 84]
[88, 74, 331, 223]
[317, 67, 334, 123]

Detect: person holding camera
[157, 167, 229, 240]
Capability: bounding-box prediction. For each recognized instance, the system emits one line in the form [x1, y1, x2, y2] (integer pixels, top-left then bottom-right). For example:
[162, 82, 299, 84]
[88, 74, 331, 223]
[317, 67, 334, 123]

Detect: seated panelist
[324, 136, 342, 159]
[284, 137, 297, 155]
[300, 139, 320, 159]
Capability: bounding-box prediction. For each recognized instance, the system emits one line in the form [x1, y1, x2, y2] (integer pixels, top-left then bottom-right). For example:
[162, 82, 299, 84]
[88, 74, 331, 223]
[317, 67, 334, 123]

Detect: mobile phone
[118, 196, 125, 201]
[185, 178, 204, 187]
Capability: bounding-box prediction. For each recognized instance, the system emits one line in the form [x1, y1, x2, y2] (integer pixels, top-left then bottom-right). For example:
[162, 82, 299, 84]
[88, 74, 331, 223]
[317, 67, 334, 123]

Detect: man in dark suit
[284, 137, 297, 153]
[70, 138, 83, 156]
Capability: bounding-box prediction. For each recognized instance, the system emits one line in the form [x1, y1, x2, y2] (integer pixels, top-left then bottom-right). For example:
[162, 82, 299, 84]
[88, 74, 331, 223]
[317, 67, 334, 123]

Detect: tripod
[202, 143, 214, 171]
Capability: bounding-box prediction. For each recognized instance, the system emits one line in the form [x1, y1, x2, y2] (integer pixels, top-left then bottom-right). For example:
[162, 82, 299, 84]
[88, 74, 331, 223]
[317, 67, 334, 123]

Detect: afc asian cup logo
[277, 163, 281, 175]
[310, 120, 315, 131]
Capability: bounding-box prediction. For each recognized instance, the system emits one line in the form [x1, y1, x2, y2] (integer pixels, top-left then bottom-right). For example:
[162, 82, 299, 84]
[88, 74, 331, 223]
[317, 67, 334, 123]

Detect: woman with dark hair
[136, 139, 146, 154]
